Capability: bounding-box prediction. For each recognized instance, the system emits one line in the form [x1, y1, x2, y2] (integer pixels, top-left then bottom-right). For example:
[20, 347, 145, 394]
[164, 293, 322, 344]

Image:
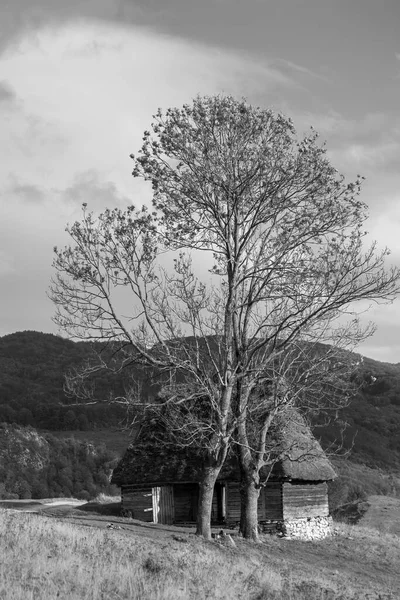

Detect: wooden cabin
[111, 412, 336, 538]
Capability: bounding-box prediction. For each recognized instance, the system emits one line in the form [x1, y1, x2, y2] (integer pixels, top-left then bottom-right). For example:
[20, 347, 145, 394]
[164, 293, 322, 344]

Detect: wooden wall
[174, 483, 223, 523]
[262, 482, 283, 521]
[173, 483, 198, 522]
[226, 482, 284, 523]
[282, 482, 329, 519]
[226, 482, 241, 523]
[122, 483, 223, 525]
[122, 480, 328, 525]
[121, 485, 154, 522]
[122, 484, 175, 524]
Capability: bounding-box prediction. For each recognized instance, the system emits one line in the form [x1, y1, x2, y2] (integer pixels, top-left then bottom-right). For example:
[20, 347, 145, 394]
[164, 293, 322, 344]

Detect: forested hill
[0, 331, 128, 431]
[0, 331, 400, 471]
[0, 423, 118, 500]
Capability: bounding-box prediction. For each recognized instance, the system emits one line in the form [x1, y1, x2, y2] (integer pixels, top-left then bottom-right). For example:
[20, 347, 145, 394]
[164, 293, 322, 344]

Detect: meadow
[0, 499, 399, 600]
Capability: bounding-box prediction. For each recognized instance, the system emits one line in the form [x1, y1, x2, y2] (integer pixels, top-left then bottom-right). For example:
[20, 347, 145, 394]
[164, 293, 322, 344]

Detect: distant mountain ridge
[0, 330, 399, 471]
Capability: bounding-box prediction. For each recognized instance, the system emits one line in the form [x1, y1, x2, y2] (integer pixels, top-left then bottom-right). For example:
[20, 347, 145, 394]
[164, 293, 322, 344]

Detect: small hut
[111, 411, 336, 539]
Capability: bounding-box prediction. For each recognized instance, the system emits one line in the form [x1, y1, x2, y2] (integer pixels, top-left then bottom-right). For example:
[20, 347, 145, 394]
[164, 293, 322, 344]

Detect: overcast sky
[1, 0, 400, 361]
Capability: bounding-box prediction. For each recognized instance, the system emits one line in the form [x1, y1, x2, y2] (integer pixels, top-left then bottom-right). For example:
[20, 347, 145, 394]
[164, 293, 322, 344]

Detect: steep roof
[111, 441, 203, 487]
[111, 406, 336, 486]
[270, 408, 337, 481]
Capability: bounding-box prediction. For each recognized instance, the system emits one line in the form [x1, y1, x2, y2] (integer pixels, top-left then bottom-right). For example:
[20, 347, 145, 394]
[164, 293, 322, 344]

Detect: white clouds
[287, 109, 400, 186]
[0, 19, 297, 337]
[0, 21, 294, 192]
[291, 109, 391, 141]
[364, 198, 400, 256]
[339, 140, 400, 169]
[0, 16, 399, 362]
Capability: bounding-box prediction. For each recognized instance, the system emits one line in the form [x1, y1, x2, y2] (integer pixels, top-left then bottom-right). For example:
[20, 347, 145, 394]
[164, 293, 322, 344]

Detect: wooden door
[153, 486, 174, 524]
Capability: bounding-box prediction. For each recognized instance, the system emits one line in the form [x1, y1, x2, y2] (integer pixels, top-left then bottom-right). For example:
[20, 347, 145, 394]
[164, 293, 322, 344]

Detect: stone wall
[283, 515, 333, 540]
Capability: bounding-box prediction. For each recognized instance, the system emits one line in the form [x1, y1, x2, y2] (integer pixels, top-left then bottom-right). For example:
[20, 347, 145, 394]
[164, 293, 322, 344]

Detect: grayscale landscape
[1, 1, 400, 599]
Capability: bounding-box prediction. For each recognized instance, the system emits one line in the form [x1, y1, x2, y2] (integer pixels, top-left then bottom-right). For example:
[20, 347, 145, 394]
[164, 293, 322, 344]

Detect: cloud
[290, 108, 389, 139]
[63, 170, 132, 210]
[0, 80, 16, 103]
[0, 13, 398, 364]
[0, 20, 297, 199]
[339, 140, 400, 169]
[0, 0, 147, 54]
[284, 108, 400, 179]
[364, 198, 400, 256]
[6, 180, 45, 203]
[358, 314, 400, 363]
[271, 58, 330, 83]
[0, 18, 299, 338]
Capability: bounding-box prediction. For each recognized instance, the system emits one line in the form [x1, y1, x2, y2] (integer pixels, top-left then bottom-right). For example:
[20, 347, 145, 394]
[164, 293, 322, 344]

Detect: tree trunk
[196, 466, 220, 540]
[239, 473, 261, 542]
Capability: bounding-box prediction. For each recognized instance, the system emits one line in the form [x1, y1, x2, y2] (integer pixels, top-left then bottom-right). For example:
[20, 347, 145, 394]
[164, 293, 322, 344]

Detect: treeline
[0, 423, 119, 500]
[1, 331, 400, 472]
[0, 402, 127, 432]
[0, 331, 134, 430]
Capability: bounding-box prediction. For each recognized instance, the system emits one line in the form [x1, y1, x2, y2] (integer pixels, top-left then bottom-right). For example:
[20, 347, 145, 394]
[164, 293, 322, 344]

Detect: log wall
[211, 486, 219, 521]
[173, 483, 198, 522]
[122, 483, 224, 525]
[282, 482, 329, 519]
[122, 480, 328, 527]
[226, 482, 241, 523]
[263, 482, 283, 521]
[226, 482, 283, 523]
[121, 485, 153, 521]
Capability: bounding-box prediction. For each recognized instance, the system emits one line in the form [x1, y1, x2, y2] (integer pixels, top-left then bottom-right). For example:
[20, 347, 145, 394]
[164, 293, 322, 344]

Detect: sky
[1, 0, 400, 361]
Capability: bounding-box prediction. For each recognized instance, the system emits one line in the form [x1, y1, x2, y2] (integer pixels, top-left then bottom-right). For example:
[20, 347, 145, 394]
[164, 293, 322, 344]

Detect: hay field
[0, 507, 398, 600]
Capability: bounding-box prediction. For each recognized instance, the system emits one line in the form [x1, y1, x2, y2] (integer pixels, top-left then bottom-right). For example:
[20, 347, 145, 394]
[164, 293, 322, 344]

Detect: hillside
[0, 422, 118, 500]
[0, 330, 128, 430]
[0, 330, 400, 473]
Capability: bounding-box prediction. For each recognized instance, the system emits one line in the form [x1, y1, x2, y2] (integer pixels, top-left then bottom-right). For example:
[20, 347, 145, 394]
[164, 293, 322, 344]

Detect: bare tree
[50, 95, 400, 540]
[233, 334, 363, 540]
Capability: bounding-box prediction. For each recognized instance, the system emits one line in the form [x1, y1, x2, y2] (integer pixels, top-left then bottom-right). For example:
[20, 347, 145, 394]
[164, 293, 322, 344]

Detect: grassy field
[0, 498, 399, 600]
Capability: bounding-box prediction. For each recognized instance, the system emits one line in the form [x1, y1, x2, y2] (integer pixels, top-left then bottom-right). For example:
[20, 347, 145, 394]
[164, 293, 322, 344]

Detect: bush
[329, 459, 398, 513]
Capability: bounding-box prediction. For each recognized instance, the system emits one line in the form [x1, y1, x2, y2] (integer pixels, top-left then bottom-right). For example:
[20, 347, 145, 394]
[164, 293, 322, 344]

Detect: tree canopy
[50, 95, 400, 539]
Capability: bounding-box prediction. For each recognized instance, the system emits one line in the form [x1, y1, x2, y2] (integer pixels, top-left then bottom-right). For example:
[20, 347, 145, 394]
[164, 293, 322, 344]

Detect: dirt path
[0, 499, 201, 540]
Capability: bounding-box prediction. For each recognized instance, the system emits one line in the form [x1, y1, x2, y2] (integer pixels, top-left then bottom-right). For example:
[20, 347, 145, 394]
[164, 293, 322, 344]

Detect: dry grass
[93, 493, 121, 504]
[0, 508, 398, 600]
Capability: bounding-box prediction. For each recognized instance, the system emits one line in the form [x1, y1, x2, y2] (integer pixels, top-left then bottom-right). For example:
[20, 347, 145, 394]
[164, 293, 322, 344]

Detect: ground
[0, 495, 399, 599]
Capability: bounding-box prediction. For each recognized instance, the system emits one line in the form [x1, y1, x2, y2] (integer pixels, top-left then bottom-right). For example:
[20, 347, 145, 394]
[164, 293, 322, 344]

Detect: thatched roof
[111, 408, 336, 487]
[269, 408, 337, 481]
[110, 416, 205, 486]
[111, 443, 204, 487]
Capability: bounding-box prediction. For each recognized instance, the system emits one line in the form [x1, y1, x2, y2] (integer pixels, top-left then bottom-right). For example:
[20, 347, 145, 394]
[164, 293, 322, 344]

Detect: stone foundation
[283, 516, 333, 540]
